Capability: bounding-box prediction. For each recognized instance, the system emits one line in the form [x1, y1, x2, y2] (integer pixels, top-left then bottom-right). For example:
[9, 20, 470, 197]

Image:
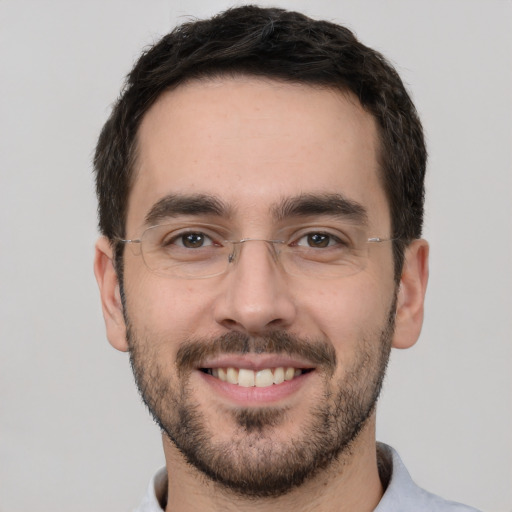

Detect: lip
[198, 354, 316, 371]
[198, 368, 314, 405]
[195, 354, 316, 406]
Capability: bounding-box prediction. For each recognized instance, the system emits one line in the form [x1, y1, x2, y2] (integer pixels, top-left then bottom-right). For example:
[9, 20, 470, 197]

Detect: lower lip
[197, 370, 314, 406]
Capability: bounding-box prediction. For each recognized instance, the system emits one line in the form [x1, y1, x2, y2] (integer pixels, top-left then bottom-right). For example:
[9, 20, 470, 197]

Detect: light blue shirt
[134, 443, 481, 512]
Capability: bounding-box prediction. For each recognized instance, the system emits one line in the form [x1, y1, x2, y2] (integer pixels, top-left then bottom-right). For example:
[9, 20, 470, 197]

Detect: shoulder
[375, 443, 481, 512]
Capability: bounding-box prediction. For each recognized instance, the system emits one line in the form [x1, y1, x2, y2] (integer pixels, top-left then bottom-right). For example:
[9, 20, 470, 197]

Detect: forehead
[127, 77, 389, 233]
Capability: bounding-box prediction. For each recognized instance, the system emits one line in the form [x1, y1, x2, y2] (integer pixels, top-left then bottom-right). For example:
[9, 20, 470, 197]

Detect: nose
[213, 239, 297, 334]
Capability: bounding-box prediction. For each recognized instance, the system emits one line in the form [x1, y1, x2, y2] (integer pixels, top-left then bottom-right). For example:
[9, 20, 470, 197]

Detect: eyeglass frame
[116, 221, 399, 280]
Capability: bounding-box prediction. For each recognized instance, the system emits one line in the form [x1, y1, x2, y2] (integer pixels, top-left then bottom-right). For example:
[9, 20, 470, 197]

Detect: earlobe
[392, 239, 429, 350]
[93, 237, 129, 352]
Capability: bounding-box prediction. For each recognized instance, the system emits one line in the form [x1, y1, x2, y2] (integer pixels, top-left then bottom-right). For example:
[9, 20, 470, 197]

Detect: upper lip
[198, 354, 316, 371]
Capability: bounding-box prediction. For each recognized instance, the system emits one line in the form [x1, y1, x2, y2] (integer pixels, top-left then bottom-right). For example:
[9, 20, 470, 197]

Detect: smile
[201, 367, 309, 387]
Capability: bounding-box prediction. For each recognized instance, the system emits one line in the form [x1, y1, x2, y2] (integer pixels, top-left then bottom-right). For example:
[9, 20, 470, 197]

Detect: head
[94, 5, 428, 499]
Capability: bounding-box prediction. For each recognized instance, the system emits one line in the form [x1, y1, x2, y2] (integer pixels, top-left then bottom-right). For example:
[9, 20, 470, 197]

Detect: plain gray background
[1, 1, 511, 511]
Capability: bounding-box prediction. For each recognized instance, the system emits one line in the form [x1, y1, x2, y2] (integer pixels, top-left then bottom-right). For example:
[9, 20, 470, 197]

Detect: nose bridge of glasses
[227, 238, 285, 265]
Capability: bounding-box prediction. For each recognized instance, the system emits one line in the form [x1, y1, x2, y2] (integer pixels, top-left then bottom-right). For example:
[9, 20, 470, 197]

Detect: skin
[95, 77, 429, 512]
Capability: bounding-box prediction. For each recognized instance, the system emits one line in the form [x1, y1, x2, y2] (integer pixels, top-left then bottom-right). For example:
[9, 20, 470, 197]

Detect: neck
[161, 416, 383, 512]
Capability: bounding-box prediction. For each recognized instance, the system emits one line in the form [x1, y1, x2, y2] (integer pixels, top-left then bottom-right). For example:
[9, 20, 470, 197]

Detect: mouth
[200, 366, 313, 388]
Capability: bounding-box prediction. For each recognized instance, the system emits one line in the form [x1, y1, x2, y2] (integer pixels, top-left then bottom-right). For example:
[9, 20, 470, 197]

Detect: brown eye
[306, 233, 331, 248]
[180, 232, 209, 248]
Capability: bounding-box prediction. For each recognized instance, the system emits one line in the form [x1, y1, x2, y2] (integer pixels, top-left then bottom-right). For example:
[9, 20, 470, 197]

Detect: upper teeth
[209, 367, 302, 387]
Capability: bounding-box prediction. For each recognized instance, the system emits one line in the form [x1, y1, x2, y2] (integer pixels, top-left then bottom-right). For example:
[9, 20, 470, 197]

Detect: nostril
[222, 318, 238, 328]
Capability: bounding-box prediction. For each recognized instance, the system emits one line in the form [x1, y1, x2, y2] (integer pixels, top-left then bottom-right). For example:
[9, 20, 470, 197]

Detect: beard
[125, 301, 395, 499]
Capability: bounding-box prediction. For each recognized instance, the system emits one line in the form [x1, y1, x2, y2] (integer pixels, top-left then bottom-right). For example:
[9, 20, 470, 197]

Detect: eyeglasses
[118, 222, 395, 279]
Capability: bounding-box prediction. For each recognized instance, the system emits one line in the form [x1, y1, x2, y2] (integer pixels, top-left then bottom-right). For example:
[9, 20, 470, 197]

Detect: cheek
[297, 273, 393, 346]
[123, 263, 211, 340]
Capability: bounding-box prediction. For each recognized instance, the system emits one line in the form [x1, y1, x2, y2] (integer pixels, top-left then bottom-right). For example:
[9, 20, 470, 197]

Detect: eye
[295, 232, 344, 249]
[167, 232, 215, 249]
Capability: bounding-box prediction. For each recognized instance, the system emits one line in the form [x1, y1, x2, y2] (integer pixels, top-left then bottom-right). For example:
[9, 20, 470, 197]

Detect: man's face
[116, 78, 399, 496]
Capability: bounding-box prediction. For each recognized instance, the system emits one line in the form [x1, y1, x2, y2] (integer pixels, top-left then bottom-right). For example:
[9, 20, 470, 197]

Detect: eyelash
[162, 229, 350, 249]
[293, 232, 347, 248]
[163, 231, 217, 248]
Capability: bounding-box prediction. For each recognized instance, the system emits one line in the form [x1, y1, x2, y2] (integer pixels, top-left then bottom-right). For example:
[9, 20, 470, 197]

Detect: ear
[93, 237, 129, 352]
[392, 239, 429, 349]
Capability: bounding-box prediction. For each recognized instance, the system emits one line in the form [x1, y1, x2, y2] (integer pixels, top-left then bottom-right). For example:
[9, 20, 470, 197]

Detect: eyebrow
[144, 192, 368, 227]
[144, 194, 231, 226]
[272, 193, 368, 225]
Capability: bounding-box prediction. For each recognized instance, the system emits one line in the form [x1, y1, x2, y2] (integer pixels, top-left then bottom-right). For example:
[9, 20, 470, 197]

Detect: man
[93, 6, 479, 511]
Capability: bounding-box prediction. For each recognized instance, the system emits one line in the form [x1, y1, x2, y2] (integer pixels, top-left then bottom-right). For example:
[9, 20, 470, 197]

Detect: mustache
[175, 330, 337, 376]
